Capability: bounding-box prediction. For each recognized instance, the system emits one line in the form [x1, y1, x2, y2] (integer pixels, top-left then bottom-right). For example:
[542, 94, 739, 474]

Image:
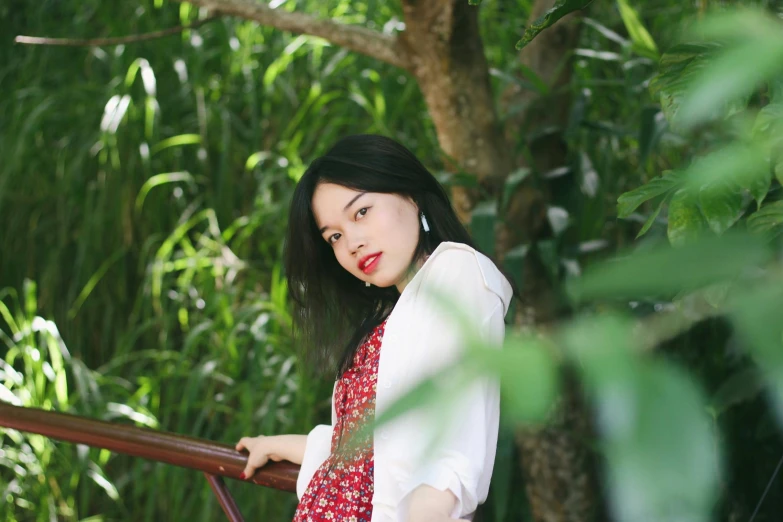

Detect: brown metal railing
[0, 402, 300, 521]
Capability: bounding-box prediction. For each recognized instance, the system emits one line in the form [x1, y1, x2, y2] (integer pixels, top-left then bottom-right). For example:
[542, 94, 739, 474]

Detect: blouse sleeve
[394, 250, 508, 519]
[296, 382, 338, 499]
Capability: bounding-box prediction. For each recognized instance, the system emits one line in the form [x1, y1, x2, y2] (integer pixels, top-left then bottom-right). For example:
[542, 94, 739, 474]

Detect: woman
[236, 135, 514, 522]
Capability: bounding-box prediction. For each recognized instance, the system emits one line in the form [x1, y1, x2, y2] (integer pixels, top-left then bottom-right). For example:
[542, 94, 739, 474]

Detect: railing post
[204, 472, 245, 522]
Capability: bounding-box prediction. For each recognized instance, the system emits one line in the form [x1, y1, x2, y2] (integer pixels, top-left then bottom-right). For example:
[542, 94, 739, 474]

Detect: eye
[355, 207, 368, 220]
[328, 233, 341, 245]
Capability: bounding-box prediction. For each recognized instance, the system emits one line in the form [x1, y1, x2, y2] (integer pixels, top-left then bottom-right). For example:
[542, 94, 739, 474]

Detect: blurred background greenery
[1, 0, 782, 521]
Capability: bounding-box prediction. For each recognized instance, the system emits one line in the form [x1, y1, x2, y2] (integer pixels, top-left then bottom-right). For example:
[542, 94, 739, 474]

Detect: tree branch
[175, 0, 410, 70]
[15, 15, 219, 47]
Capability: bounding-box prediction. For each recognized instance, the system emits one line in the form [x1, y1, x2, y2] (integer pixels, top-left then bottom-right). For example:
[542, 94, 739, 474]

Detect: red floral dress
[293, 320, 386, 522]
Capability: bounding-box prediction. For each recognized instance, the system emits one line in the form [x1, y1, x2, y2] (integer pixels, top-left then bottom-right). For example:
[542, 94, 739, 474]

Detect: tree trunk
[500, 2, 602, 522]
[399, 0, 513, 223]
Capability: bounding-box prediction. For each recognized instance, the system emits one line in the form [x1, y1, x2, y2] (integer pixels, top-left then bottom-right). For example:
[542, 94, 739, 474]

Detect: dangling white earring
[365, 281, 371, 287]
[420, 212, 430, 232]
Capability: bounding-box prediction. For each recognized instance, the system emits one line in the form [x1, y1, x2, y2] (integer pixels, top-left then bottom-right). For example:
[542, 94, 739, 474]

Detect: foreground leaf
[569, 232, 770, 301]
[562, 315, 720, 522]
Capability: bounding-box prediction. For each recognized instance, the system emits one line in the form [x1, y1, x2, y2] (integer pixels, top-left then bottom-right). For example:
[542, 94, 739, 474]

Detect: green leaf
[697, 184, 744, 235]
[635, 194, 666, 239]
[516, 0, 595, 50]
[680, 142, 769, 194]
[468, 0, 482, 4]
[748, 169, 772, 210]
[746, 201, 783, 237]
[729, 285, 783, 427]
[675, 9, 783, 128]
[562, 315, 719, 522]
[469, 336, 559, 423]
[501, 167, 531, 213]
[568, 232, 770, 302]
[616, 0, 659, 60]
[605, 363, 719, 521]
[776, 161, 783, 187]
[667, 189, 707, 247]
[649, 44, 717, 127]
[617, 170, 683, 218]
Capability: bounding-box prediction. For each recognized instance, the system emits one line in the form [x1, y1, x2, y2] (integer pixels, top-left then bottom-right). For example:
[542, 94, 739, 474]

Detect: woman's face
[311, 182, 421, 292]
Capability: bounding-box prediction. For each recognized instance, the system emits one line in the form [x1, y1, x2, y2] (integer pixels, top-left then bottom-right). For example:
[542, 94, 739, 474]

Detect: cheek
[333, 245, 357, 274]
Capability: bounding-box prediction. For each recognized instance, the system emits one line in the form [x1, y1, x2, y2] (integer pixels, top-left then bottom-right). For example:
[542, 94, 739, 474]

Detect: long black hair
[284, 134, 493, 376]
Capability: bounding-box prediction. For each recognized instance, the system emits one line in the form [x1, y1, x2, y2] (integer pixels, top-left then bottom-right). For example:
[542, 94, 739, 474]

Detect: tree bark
[398, 0, 513, 222]
[500, 2, 601, 522]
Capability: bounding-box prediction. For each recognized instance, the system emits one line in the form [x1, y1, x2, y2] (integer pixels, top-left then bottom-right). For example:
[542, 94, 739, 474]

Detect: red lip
[358, 252, 382, 274]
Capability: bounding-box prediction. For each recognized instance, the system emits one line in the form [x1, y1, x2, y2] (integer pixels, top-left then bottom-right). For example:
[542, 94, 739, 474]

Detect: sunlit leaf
[616, 0, 659, 60]
[516, 0, 595, 50]
[135, 172, 194, 214]
[151, 134, 201, 154]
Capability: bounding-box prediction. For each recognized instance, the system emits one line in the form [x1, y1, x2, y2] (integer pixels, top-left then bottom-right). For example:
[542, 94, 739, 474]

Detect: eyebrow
[318, 192, 367, 234]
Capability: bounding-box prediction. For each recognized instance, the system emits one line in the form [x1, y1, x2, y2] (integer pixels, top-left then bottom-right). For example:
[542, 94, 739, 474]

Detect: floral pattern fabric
[293, 320, 386, 522]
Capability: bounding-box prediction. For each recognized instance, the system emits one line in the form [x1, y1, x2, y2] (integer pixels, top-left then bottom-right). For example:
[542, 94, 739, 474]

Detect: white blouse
[296, 241, 513, 521]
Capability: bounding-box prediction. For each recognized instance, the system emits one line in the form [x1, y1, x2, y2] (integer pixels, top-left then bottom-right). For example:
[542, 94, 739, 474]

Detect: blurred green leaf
[675, 9, 783, 127]
[569, 233, 770, 302]
[729, 285, 783, 426]
[680, 142, 769, 194]
[667, 189, 706, 246]
[502, 168, 531, 213]
[616, 0, 659, 60]
[151, 134, 201, 154]
[135, 172, 194, 214]
[563, 314, 720, 522]
[516, 0, 594, 50]
[469, 336, 559, 423]
[649, 43, 717, 127]
[697, 183, 744, 235]
[746, 201, 783, 237]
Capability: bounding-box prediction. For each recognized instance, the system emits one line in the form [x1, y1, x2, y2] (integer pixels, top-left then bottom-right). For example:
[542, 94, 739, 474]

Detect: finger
[235, 437, 251, 451]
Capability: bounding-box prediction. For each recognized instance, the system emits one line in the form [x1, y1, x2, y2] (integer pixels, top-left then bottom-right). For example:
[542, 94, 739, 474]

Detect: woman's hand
[235, 434, 308, 479]
[235, 435, 275, 479]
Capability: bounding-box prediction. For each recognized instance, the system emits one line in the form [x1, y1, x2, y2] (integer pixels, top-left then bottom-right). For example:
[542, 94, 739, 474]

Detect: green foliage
[3, 1, 783, 521]
[516, 0, 595, 50]
[616, 0, 659, 60]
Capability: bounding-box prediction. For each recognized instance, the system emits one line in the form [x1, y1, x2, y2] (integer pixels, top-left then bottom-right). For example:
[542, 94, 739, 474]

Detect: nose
[346, 232, 366, 256]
